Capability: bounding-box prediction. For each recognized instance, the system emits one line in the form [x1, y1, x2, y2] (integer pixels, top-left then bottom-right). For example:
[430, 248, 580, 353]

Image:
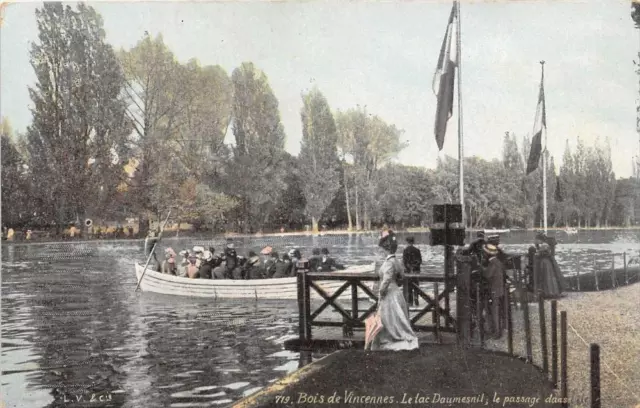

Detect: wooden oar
[135, 211, 172, 292]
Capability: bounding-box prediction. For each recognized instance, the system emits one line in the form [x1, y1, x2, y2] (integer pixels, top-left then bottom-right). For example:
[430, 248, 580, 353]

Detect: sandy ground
[486, 284, 640, 408]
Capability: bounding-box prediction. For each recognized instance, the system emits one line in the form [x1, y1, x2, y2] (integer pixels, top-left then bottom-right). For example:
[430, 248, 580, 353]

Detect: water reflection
[2, 230, 639, 407]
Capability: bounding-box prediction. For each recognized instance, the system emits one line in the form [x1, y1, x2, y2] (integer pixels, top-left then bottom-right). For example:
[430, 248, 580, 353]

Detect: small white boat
[483, 228, 510, 234]
[564, 227, 578, 235]
[134, 263, 376, 299]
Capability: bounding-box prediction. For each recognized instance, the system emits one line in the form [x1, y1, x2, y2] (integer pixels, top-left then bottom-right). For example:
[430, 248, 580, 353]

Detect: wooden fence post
[561, 311, 568, 408]
[590, 343, 601, 408]
[551, 300, 558, 389]
[611, 254, 616, 289]
[455, 256, 472, 347]
[522, 287, 533, 364]
[297, 271, 306, 342]
[403, 275, 410, 317]
[624, 252, 628, 285]
[593, 254, 599, 291]
[434, 282, 441, 343]
[576, 257, 581, 291]
[506, 281, 513, 356]
[477, 282, 484, 347]
[351, 280, 358, 323]
[539, 297, 548, 374]
[304, 272, 312, 340]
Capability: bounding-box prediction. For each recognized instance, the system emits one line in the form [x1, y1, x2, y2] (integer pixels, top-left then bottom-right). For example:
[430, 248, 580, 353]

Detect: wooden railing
[296, 271, 455, 342]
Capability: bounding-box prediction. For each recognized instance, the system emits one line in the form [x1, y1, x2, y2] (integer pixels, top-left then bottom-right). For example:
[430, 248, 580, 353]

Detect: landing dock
[234, 344, 558, 408]
[235, 250, 617, 408]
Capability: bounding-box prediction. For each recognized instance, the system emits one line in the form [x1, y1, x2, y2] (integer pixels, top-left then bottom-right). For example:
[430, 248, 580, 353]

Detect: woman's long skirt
[371, 283, 419, 351]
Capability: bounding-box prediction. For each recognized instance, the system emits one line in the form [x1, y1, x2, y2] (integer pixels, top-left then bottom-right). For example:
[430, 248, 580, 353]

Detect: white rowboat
[483, 229, 510, 234]
[134, 262, 376, 299]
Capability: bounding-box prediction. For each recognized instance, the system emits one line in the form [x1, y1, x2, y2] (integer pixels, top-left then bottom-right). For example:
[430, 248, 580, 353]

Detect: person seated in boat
[223, 241, 238, 278]
[230, 255, 245, 279]
[308, 248, 322, 271]
[186, 255, 200, 279]
[533, 232, 565, 298]
[244, 252, 265, 279]
[288, 248, 302, 273]
[161, 248, 178, 275]
[264, 251, 280, 277]
[318, 248, 345, 272]
[273, 254, 293, 278]
[178, 250, 190, 277]
[199, 250, 214, 279]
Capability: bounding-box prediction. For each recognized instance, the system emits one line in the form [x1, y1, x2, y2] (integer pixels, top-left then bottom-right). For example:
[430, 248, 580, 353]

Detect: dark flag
[526, 67, 546, 174]
[555, 177, 563, 202]
[433, 2, 458, 151]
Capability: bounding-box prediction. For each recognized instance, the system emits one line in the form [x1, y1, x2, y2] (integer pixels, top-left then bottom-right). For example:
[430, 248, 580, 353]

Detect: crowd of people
[460, 230, 566, 340]
[144, 235, 346, 280]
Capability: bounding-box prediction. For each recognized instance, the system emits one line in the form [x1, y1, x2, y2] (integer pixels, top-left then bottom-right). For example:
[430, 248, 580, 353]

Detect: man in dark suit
[402, 237, 422, 306]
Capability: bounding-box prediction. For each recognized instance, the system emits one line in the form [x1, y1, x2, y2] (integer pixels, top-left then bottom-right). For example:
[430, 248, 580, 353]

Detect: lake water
[2, 230, 639, 407]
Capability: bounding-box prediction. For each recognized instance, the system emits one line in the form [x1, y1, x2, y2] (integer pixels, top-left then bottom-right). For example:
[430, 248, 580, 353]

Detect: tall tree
[228, 62, 287, 232]
[1, 119, 31, 227]
[26, 3, 131, 227]
[119, 33, 189, 232]
[298, 88, 341, 232]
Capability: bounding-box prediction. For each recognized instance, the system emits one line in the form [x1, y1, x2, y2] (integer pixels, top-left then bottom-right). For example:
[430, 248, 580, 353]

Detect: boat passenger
[178, 250, 190, 277]
[161, 248, 178, 275]
[265, 252, 279, 278]
[244, 253, 265, 279]
[288, 248, 301, 274]
[273, 254, 293, 278]
[186, 255, 200, 279]
[318, 248, 345, 272]
[224, 241, 238, 277]
[308, 248, 322, 271]
[199, 250, 214, 279]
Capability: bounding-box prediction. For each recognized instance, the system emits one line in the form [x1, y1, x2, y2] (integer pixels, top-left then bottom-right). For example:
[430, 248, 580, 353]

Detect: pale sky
[2, 0, 640, 177]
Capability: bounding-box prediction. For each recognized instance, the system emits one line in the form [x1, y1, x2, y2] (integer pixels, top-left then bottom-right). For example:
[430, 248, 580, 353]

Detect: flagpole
[456, 0, 465, 227]
[541, 60, 547, 234]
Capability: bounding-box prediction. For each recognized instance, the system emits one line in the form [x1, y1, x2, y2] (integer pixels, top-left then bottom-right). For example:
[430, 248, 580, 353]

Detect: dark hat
[321, 248, 329, 255]
[312, 248, 321, 256]
[406, 236, 415, 244]
[378, 230, 398, 252]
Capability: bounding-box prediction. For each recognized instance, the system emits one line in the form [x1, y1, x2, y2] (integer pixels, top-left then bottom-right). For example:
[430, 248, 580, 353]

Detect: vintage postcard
[1, 1, 639, 407]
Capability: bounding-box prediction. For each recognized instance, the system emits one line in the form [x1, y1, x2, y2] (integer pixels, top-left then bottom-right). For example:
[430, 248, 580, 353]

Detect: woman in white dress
[371, 230, 419, 351]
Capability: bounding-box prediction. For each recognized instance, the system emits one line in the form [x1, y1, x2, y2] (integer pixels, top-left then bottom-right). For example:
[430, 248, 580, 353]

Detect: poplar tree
[228, 62, 287, 232]
[26, 3, 131, 226]
[298, 88, 341, 233]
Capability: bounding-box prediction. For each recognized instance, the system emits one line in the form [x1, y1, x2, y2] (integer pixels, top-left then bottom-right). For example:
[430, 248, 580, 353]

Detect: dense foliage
[2, 3, 639, 233]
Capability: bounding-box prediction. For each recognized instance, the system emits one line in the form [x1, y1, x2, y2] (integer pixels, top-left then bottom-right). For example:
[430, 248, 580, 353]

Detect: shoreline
[2, 226, 640, 246]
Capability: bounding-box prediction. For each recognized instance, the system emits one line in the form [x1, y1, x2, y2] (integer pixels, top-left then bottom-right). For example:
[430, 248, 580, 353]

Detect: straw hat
[192, 246, 205, 254]
[483, 244, 499, 256]
[203, 250, 213, 261]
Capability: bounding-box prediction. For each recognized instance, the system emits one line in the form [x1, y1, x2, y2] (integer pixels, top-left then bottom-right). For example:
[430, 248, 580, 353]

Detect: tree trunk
[343, 166, 353, 231]
[138, 216, 150, 238]
[355, 185, 361, 231]
[311, 216, 319, 233]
